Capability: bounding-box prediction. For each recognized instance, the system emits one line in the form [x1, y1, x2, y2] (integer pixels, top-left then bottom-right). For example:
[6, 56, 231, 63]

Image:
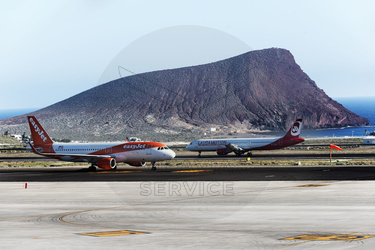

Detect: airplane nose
[169, 150, 176, 159]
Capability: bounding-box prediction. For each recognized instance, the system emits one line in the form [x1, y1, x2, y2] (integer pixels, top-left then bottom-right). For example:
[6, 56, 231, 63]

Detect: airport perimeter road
[1, 165, 375, 181]
[2, 181, 375, 249]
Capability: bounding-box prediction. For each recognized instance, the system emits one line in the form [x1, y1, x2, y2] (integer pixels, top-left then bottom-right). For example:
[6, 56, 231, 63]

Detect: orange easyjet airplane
[27, 116, 175, 170]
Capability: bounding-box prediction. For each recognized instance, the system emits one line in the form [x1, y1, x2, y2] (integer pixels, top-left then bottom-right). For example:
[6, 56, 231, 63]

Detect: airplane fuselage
[27, 141, 175, 164]
[186, 137, 303, 152]
[26, 115, 175, 170]
[186, 119, 304, 155]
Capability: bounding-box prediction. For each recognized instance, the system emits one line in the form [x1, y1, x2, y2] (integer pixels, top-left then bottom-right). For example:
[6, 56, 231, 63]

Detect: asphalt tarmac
[1, 165, 375, 182]
[2, 180, 375, 249]
[2, 157, 375, 248]
[2, 150, 375, 162]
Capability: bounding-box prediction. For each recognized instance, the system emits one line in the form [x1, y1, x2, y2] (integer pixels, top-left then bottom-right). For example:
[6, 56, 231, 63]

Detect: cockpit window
[157, 147, 170, 150]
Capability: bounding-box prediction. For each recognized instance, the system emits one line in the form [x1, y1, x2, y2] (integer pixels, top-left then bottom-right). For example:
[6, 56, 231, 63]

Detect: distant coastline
[0, 108, 38, 120]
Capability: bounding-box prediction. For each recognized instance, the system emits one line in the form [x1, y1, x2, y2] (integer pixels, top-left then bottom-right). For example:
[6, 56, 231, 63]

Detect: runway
[2, 180, 375, 249]
[2, 153, 375, 248]
[1, 165, 375, 181]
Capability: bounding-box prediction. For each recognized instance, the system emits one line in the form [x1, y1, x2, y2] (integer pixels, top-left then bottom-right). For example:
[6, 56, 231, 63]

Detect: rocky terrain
[0, 48, 369, 141]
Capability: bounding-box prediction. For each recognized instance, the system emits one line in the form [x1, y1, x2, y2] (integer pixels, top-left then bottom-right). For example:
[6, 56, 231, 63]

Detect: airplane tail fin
[27, 116, 53, 146]
[283, 118, 303, 140]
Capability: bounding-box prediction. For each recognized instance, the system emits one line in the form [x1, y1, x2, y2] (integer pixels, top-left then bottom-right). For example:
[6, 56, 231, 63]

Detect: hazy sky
[1, 0, 374, 109]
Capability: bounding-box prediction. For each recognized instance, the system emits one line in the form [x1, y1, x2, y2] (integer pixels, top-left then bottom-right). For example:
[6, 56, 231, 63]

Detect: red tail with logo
[252, 118, 304, 150]
[283, 118, 303, 140]
[27, 116, 53, 146]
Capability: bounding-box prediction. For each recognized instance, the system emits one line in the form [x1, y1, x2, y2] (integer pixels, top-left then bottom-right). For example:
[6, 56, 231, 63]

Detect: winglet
[27, 116, 53, 146]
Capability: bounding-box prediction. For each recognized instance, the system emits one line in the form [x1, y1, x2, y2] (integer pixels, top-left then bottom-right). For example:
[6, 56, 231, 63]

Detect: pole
[330, 147, 332, 165]
[330, 139, 332, 165]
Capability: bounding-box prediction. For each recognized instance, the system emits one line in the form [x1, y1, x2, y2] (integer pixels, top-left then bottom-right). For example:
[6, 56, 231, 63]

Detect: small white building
[11, 134, 22, 141]
[363, 136, 375, 144]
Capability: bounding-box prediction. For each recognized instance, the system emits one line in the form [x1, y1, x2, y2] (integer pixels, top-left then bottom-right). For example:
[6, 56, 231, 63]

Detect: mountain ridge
[0, 48, 369, 141]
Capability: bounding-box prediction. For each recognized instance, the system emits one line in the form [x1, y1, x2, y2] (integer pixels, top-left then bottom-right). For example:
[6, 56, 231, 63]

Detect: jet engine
[97, 158, 117, 170]
[217, 143, 245, 156]
[127, 161, 146, 167]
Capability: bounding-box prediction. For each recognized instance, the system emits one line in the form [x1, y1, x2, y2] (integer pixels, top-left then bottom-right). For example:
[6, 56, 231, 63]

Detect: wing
[28, 142, 112, 162]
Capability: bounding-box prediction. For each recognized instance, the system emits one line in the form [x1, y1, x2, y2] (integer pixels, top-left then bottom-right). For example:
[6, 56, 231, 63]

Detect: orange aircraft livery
[27, 116, 175, 170]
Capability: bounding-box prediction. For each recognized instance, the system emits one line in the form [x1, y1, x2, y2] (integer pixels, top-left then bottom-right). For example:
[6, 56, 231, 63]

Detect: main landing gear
[198, 151, 201, 157]
[151, 161, 157, 171]
[88, 164, 96, 172]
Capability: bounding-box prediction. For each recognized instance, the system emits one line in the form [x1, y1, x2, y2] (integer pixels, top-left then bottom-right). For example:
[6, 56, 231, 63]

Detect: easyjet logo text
[123, 144, 147, 150]
[29, 117, 48, 143]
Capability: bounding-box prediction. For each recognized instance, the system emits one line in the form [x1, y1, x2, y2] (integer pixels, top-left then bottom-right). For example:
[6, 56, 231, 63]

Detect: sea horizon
[0, 108, 39, 120]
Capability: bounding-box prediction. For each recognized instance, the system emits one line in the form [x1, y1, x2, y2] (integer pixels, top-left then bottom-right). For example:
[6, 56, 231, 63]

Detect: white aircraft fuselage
[186, 119, 304, 156]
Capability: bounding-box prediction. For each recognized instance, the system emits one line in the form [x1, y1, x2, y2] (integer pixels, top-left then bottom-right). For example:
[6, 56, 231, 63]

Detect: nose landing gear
[151, 161, 156, 171]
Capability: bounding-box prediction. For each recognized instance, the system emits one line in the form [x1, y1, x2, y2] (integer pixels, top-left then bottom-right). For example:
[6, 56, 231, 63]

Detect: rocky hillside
[0, 48, 369, 141]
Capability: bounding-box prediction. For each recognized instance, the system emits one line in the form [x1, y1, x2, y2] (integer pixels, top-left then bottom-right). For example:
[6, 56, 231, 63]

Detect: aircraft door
[146, 144, 152, 155]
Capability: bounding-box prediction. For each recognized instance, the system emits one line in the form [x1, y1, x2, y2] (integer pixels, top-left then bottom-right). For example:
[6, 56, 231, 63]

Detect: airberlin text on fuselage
[198, 140, 227, 146]
[123, 144, 147, 150]
[29, 117, 48, 143]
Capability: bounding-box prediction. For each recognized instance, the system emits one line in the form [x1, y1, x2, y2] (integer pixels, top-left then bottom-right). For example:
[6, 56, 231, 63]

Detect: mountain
[0, 48, 369, 141]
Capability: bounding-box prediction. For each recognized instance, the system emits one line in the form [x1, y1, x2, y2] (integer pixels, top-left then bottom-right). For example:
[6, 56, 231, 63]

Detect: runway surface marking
[90, 170, 143, 174]
[79, 230, 149, 237]
[294, 184, 330, 187]
[282, 234, 375, 241]
[172, 170, 213, 173]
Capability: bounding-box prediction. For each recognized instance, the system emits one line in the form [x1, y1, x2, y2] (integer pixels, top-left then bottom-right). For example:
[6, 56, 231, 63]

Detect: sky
[1, 0, 375, 110]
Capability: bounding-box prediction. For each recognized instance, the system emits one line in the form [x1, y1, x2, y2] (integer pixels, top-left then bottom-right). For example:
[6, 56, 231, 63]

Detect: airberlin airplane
[26, 116, 175, 170]
[186, 119, 304, 156]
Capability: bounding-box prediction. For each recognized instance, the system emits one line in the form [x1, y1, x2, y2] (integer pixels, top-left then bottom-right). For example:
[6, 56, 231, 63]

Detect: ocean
[0, 97, 374, 138]
[0, 108, 38, 120]
[266, 97, 375, 138]
[335, 97, 375, 125]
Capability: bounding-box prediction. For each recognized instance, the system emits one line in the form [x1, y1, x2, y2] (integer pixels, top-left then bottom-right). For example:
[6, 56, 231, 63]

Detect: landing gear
[247, 152, 253, 157]
[198, 151, 201, 157]
[151, 161, 156, 171]
[88, 165, 96, 172]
